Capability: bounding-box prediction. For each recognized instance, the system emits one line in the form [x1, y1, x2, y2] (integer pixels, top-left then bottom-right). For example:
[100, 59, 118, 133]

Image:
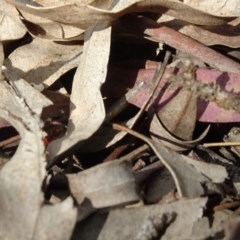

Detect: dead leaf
[145, 168, 176, 203]
[150, 114, 210, 151]
[184, 0, 240, 16]
[47, 0, 150, 160]
[0, 81, 46, 239]
[33, 197, 77, 240]
[1, 1, 240, 239]
[19, 9, 84, 40]
[154, 13, 240, 48]
[47, 22, 111, 161]
[151, 140, 207, 197]
[191, 210, 232, 239]
[0, 69, 76, 240]
[156, 88, 197, 140]
[0, 0, 26, 41]
[5, 0, 229, 31]
[182, 156, 228, 183]
[73, 197, 207, 240]
[172, 20, 240, 48]
[67, 160, 139, 208]
[4, 38, 82, 86]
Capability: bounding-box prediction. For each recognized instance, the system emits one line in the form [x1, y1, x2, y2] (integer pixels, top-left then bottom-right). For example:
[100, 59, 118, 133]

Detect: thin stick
[143, 50, 171, 110]
[0, 135, 21, 148]
[105, 81, 145, 122]
[128, 50, 171, 126]
[112, 122, 152, 145]
[119, 144, 149, 162]
[203, 142, 240, 148]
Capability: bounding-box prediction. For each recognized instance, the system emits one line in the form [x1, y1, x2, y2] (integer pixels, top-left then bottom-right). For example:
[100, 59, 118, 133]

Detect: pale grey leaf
[67, 160, 139, 208]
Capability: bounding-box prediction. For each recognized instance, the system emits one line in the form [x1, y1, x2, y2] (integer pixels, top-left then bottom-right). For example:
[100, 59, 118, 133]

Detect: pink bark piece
[196, 68, 240, 122]
[103, 66, 240, 123]
[121, 15, 240, 73]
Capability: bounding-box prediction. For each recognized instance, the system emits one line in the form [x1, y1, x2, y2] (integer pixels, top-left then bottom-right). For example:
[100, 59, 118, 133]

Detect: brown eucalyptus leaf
[177, 22, 240, 48]
[1, 71, 51, 115]
[157, 88, 197, 141]
[74, 197, 207, 240]
[5, 0, 228, 31]
[184, 0, 240, 16]
[19, 9, 84, 40]
[0, 80, 77, 240]
[47, 0, 148, 159]
[0, 82, 46, 239]
[134, 0, 229, 25]
[150, 114, 210, 152]
[0, 0, 26, 41]
[4, 0, 126, 29]
[34, 0, 78, 6]
[47, 23, 111, 160]
[0, 117, 11, 129]
[145, 168, 176, 203]
[33, 197, 77, 240]
[183, 156, 228, 183]
[33, 0, 113, 8]
[149, 136, 225, 197]
[151, 140, 207, 197]
[157, 15, 240, 48]
[4, 38, 82, 86]
[67, 160, 139, 208]
[191, 211, 233, 240]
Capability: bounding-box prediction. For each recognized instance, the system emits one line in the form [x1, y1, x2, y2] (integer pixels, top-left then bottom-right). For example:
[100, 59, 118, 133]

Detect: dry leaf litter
[1, 0, 240, 239]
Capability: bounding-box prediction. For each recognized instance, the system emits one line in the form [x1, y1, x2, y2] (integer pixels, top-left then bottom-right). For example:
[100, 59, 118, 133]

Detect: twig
[119, 144, 149, 162]
[103, 144, 130, 162]
[203, 142, 240, 147]
[112, 122, 152, 145]
[0, 135, 21, 148]
[143, 51, 171, 111]
[105, 81, 145, 122]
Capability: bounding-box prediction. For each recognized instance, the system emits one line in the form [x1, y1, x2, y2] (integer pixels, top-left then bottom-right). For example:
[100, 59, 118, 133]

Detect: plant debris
[1, 0, 240, 239]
